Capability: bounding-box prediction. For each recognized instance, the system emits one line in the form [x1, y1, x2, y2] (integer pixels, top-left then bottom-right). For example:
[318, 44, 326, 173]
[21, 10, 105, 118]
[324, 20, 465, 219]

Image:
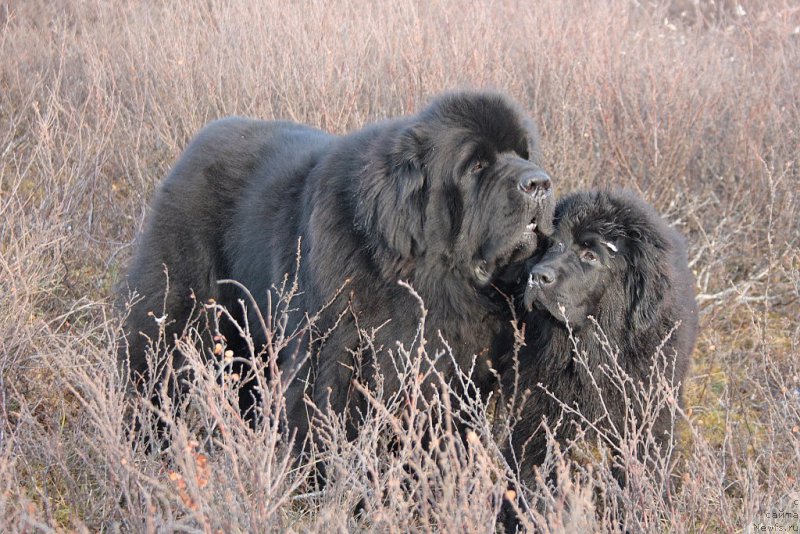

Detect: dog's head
[523, 190, 675, 331]
[361, 91, 555, 287]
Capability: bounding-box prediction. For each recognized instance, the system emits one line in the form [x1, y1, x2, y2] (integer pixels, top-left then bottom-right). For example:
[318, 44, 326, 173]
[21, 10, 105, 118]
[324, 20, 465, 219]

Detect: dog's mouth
[472, 195, 556, 287]
[530, 194, 555, 236]
[509, 217, 540, 257]
[525, 219, 537, 234]
[509, 208, 553, 260]
[523, 283, 563, 321]
[518, 189, 555, 242]
[486, 210, 550, 273]
[523, 278, 542, 312]
[521, 220, 539, 245]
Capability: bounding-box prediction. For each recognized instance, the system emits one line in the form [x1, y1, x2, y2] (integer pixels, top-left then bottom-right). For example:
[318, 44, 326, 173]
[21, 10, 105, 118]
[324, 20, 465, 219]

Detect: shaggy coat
[119, 91, 555, 450]
[502, 190, 698, 491]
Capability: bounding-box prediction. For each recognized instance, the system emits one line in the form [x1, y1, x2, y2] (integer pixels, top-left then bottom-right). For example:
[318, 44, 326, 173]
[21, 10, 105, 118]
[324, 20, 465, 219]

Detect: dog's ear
[358, 123, 427, 261]
[624, 226, 671, 333]
[390, 124, 427, 203]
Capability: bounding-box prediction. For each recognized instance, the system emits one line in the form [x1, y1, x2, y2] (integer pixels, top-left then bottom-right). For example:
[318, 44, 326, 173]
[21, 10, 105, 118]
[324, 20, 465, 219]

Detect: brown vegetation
[1, 0, 798, 531]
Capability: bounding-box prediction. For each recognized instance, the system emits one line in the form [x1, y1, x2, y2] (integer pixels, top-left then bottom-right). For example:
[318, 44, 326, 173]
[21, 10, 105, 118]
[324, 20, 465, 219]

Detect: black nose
[518, 171, 551, 194]
[529, 265, 555, 286]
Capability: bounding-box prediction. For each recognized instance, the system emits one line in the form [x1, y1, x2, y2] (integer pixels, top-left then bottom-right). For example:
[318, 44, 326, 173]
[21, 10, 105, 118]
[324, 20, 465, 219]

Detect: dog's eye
[580, 249, 599, 263]
[470, 159, 488, 174]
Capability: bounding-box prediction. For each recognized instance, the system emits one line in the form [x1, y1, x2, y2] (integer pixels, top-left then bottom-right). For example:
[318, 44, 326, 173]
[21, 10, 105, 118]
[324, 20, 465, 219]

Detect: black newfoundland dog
[119, 91, 554, 449]
[501, 190, 698, 517]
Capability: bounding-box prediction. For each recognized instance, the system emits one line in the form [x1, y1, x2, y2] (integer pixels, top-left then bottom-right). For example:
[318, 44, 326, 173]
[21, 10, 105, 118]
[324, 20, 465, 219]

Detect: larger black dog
[119, 91, 554, 450]
[502, 190, 698, 511]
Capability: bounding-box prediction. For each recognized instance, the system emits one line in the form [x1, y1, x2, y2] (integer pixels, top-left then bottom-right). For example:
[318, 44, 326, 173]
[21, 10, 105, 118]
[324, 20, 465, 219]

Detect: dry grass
[1, 0, 798, 531]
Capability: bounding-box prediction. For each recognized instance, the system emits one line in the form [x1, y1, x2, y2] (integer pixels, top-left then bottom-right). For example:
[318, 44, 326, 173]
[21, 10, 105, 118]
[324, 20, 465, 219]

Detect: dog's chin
[506, 237, 537, 266]
[524, 289, 570, 323]
[530, 301, 571, 326]
[541, 303, 588, 329]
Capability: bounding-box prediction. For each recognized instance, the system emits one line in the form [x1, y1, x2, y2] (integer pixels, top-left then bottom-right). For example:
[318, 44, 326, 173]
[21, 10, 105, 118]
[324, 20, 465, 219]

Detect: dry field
[1, 0, 798, 531]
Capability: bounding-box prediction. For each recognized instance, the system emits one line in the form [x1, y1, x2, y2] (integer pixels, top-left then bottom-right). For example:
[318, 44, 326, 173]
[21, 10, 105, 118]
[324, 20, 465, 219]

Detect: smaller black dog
[500, 190, 698, 527]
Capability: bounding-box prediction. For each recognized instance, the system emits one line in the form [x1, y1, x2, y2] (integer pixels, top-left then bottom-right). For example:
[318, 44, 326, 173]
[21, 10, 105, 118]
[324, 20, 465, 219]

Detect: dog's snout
[524, 264, 556, 310]
[518, 171, 551, 195]
[529, 265, 555, 287]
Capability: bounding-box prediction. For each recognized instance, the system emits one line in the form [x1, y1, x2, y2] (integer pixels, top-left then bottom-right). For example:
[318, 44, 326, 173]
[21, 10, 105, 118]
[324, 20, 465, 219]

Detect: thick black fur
[500, 190, 698, 528]
[118, 91, 555, 451]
